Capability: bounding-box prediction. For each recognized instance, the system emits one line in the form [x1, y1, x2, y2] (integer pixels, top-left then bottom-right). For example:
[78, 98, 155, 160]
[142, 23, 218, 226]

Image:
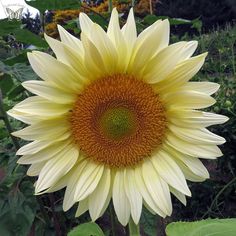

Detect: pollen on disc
[69, 74, 167, 168]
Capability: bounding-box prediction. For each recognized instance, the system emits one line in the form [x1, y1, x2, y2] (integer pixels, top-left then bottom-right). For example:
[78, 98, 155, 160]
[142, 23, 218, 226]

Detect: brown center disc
[69, 74, 167, 168]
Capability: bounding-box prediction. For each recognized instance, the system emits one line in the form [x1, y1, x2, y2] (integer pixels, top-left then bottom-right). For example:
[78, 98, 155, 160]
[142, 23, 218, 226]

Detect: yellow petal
[27, 162, 46, 176]
[12, 119, 69, 141]
[124, 168, 142, 224]
[121, 8, 137, 50]
[179, 82, 220, 95]
[166, 134, 223, 158]
[57, 25, 84, 54]
[153, 53, 207, 93]
[134, 166, 166, 217]
[113, 170, 131, 226]
[44, 33, 89, 80]
[81, 32, 107, 78]
[27, 52, 84, 92]
[7, 109, 41, 124]
[22, 80, 76, 104]
[107, 8, 128, 72]
[128, 20, 169, 74]
[142, 161, 172, 216]
[18, 140, 71, 164]
[174, 159, 207, 182]
[73, 162, 104, 202]
[13, 96, 71, 117]
[16, 140, 53, 155]
[63, 160, 88, 211]
[79, 12, 94, 36]
[169, 125, 226, 145]
[165, 145, 210, 179]
[143, 42, 188, 83]
[169, 186, 187, 206]
[91, 24, 118, 73]
[168, 110, 229, 128]
[151, 150, 191, 196]
[76, 198, 89, 217]
[35, 145, 78, 193]
[88, 168, 111, 221]
[163, 90, 216, 109]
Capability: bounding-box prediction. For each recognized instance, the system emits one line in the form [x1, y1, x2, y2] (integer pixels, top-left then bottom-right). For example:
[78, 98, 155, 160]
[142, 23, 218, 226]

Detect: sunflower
[8, 8, 228, 226]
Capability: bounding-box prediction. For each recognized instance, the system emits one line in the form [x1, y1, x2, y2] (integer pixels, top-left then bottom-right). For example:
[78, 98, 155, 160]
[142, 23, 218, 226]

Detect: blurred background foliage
[0, 0, 235, 235]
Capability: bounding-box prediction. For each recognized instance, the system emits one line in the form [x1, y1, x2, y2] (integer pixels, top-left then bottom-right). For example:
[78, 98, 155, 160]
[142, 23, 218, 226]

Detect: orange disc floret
[69, 74, 167, 168]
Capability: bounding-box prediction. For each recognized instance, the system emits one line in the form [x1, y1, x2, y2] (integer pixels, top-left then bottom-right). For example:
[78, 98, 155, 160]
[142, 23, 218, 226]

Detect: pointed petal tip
[57, 24, 64, 31]
[27, 51, 33, 59]
[223, 115, 230, 123]
[162, 18, 170, 24]
[201, 51, 208, 58]
[111, 7, 117, 13]
[11, 130, 20, 138]
[17, 158, 26, 165]
[6, 109, 13, 117]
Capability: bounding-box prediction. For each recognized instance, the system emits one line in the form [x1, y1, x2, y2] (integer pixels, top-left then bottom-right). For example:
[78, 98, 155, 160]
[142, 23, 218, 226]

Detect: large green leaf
[0, 20, 21, 35]
[0, 62, 37, 82]
[0, 19, 47, 48]
[27, 0, 81, 13]
[3, 51, 28, 66]
[166, 218, 236, 236]
[13, 29, 47, 48]
[0, 74, 14, 97]
[67, 222, 104, 236]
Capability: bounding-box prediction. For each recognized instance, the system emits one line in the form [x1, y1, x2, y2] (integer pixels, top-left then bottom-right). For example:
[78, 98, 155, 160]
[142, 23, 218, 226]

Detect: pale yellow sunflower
[8, 8, 228, 225]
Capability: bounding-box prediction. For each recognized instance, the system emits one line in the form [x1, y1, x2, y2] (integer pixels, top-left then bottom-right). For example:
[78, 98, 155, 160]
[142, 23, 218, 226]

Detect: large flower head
[9, 8, 228, 225]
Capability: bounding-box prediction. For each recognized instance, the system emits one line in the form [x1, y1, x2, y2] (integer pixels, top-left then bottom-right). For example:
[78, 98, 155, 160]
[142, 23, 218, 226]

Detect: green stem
[149, 0, 153, 15]
[109, 204, 116, 236]
[0, 89, 20, 151]
[231, 42, 236, 76]
[128, 218, 140, 236]
[202, 176, 236, 218]
[108, 0, 113, 13]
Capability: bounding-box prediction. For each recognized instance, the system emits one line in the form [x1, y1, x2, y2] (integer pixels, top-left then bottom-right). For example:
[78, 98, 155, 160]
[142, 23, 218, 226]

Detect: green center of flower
[99, 107, 136, 140]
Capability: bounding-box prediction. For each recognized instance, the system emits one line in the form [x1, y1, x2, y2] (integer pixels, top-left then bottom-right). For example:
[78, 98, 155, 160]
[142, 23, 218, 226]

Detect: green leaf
[27, 0, 81, 13]
[143, 15, 192, 26]
[0, 19, 21, 36]
[8, 84, 25, 100]
[0, 62, 38, 82]
[13, 29, 47, 48]
[0, 74, 14, 97]
[3, 52, 28, 66]
[67, 222, 104, 236]
[143, 15, 162, 25]
[168, 18, 192, 25]
[0, 189, 37, 236]
[166, 218, 236, 236]
[140, 207, 157, 236]
[0, 19, 47, 48]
